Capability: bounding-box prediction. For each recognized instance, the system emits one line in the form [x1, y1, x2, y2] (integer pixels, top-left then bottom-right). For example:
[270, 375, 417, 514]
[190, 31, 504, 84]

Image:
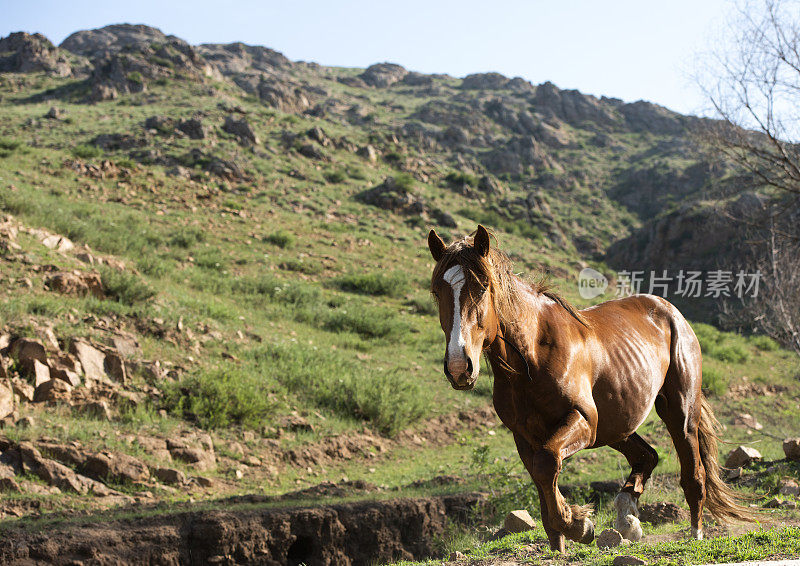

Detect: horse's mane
[431, 232, 589, 328]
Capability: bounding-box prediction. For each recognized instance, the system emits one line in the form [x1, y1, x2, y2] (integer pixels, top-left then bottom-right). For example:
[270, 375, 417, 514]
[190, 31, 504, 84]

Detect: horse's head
[428, 225, 499, 390]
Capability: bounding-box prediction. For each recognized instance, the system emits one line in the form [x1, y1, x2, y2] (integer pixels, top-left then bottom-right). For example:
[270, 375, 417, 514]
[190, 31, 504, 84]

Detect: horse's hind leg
[654, 392, 706, 539]
[608, 433, 659, 541]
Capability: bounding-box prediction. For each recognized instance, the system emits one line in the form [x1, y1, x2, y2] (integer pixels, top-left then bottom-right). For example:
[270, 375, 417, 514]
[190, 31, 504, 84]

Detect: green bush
[0, 138, 21, 151]
[750, 335, 779, 351]
[162, 364, 280, 429]
[322, 304, 406, 338]
[445, 171, 479, 187]
[384, 151, 402, 163]
[393, 172, 415, 191]
[713, 344, 749, 364]
[701, 366, 729, 396]
[100, 268, 156, 305]
[169, 226, 205, 248]
[251, 343, 429, 435]
[280, 259, 322, 275]
[347, 166, 367, 180]
[334, 271, 407, 298]
[127, 72, 144, 85]
[458, 207, 542, 242]
[324, 169, 347, 184]
[71, 144, 103, 159]
[693, 323, 749, 363]
[263, 230, 295, 249]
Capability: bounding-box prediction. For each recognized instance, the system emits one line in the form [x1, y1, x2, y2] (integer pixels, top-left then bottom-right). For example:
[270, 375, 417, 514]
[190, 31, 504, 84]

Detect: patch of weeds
[100, 267, 156, 305]
[333, 271, 407, 298]
[71, 144, 103, 160]
[750, 335, 779, 351]
[701, 366, 728, 396]
[322, 303, 406, 338]
[445, 171, 478, 187]
[280, 259, 322, 275]
[263, 230, 295, 249]
[162, 363, 282, 429]
[458, 207, 542, 242]
[168, 226, 205, 248]
[324, 169, 346, 184]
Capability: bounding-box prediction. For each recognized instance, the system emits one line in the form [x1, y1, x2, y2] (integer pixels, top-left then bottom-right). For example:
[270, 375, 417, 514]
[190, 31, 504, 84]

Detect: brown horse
[428, 225, 754, 552]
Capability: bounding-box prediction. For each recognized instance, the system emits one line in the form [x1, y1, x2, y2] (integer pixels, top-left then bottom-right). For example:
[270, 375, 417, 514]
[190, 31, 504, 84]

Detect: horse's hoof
[577, 519, 595, 545]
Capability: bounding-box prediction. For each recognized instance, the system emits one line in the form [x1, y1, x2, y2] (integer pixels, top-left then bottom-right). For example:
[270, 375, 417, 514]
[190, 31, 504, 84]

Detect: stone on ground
[503, 509, 536, 533]
[783, 438, 800, 461]
[725, 445, 762, 468]
[596, 528, 625, 549]
[613, 555, 646, 566]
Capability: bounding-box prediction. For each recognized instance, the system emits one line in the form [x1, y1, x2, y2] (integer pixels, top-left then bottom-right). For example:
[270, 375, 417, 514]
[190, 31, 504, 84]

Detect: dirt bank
[0, 493, 485, 565]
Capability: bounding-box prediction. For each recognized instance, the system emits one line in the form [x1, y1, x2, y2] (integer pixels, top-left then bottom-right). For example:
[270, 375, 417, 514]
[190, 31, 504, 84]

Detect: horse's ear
[428, 229, 446, 261]
[474, 225, 490, 257]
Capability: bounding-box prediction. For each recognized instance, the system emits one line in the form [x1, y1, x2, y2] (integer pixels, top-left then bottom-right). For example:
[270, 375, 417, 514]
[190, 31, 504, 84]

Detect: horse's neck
[491, 278, 549, 366]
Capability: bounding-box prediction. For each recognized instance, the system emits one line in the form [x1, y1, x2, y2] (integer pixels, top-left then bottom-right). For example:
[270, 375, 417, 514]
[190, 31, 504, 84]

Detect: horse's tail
[697, 394, 760, 522]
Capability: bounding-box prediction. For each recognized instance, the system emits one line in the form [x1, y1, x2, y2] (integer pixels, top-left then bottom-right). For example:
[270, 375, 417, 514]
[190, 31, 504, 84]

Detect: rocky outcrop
[197, 42, 291, 75]
[223, 115, 259, 145]
[60, 24, 179, 60]
[0, 32, 72, 76]
[359, 63, 408, 87]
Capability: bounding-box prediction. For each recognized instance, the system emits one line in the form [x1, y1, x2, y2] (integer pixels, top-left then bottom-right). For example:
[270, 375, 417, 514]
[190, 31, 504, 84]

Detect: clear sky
[1, 0, 733, 116]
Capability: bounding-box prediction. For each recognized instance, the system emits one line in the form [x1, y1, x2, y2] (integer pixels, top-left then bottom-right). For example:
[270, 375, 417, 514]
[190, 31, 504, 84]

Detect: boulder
[111, 334, 141, 358]
[45, 106, 63, 120]
[0, 383, 14, 420]
[297, 143, 326, 160]
[596, 528, 625, 549]
[357, 177, 426, 216]
[79, 400, 114, 420]
[177, 118, 207, 140]
[10, 378, 34, 402]
[503, 510, 535, 533]
[461, 72, 510, 90]
[41, 234, 74, 252]
[103, 351, 126, 383]
[478, 175, 502, 194]
[223, 115, 259, 145]
[306, 126, 331, 147]
[358, 63, 407, 88]
[357, 144, 378, 163]
[725, 446, 762, 468]
[82, 451, 150, 483]
[9, 338, 47, 369]
[31, 359, 51, 387]
[144, 115, 174, 133]
[45, 271, 104, 298]
[153, 467, 186, 485]
[69, 340, 108, 383]
[48, 358, 81, 387]
[33, 378, 72, 403]
[783, 438, 800, 461]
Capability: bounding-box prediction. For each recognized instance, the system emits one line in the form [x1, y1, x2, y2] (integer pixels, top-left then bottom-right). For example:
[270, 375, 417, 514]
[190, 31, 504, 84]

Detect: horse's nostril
[466, 357, 473, 375]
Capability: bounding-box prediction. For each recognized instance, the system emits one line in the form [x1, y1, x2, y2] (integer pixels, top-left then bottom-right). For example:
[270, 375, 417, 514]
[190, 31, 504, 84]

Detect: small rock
[449, 551, 465, 561]
[10, 378, 34, 403]
[597, 528, 625, 549]
[45, 271, 104, 298]
[243, 455, 261, 467]
[9, 338, 47, 369]
[779, 479, 800, 496]
[193, 476, 214, 488]
[783, 438, 800, 461]
[234, 469, 244, 480]
[725, 446, 762, 468]
[503, 509, 536, 533]
[489, 527, 509, 541]
[726, 467, 742, 480]
[733, 413, 763, 430]
[177, 118, 206, 140]
[41, 234, 74, 252]
[613, 556, 646, 566]
[153, 467, 186, 485]
[32, 359, 51, 387]
[357, 144, 378, 163]
[638, 502, 689, 525]
[223, 115, 258, 145]
[45, 106, 63, 120]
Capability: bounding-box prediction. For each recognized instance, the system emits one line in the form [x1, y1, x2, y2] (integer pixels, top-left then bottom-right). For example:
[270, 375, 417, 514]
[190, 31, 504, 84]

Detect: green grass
[400, 526, 800, 566]
[333, 271, 408, 298]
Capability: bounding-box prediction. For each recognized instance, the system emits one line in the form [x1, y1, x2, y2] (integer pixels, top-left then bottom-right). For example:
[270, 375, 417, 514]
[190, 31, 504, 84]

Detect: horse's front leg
[530, 408, 596, 547]
[513, 433, 565, 552]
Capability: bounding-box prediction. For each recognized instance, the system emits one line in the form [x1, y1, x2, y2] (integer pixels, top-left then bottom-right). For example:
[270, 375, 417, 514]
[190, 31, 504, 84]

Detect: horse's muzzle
[443, 357, 476, 390]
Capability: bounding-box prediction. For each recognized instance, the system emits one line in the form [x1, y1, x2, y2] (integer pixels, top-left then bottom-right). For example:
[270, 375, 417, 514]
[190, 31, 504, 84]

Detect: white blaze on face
[443, 265, 467, 365]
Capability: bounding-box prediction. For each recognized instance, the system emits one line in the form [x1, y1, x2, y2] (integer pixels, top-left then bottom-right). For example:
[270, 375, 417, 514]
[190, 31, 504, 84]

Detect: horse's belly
[592, 368, 665, 446]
